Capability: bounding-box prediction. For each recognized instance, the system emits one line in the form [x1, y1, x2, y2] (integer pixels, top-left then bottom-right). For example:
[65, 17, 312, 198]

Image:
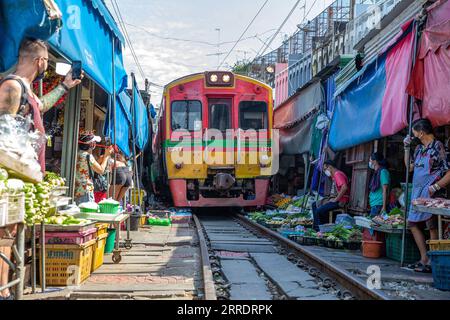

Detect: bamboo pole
[401, 20, 420, 267]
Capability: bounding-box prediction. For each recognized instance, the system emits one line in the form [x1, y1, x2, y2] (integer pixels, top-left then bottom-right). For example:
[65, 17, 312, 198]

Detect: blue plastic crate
[428, 251, 450, 291]
[280, 230, 303, 238]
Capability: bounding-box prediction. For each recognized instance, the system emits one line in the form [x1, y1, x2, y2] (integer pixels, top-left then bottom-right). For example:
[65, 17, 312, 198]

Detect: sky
[106, 0, 335, 105]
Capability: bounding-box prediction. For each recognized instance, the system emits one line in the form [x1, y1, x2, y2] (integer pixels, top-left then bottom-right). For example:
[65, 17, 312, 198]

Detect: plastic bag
[0, 114, 45, 171]
[335, 214, 355, 227]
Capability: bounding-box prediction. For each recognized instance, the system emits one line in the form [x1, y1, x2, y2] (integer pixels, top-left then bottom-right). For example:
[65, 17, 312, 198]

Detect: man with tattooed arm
[0, 37, 84, 173]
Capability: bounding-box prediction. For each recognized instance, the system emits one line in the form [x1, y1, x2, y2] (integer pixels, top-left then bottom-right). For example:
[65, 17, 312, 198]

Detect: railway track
[194, 212, 389, 301]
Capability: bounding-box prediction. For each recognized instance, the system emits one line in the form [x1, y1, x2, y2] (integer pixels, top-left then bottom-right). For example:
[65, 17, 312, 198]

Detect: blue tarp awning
[133, 79, 149, 150]
[104, 92, 132, 157]
[50, 0, 127, 94]
[0, 0, 127, 95]
[0, 0, 60, 72]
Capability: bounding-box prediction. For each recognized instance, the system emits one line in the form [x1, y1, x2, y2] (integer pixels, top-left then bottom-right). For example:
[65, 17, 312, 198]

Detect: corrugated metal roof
[362, 0, 425, 62]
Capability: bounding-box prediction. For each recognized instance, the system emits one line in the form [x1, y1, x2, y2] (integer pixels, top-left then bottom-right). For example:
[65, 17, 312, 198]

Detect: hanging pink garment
[407, 0, 450, 127]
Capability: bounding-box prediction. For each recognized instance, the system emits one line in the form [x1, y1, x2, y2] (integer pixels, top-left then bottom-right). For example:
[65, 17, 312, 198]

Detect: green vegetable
[6, 179, 25, 194]
[0, 168, 8, 181]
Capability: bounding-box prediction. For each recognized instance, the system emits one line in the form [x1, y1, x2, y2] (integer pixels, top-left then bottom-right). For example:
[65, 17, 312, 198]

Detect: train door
[235, 100, 270, 178]
[206, 98, 232, 166]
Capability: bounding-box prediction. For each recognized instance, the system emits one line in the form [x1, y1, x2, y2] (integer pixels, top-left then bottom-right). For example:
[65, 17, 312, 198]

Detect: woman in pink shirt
[312, 160, 350, 231]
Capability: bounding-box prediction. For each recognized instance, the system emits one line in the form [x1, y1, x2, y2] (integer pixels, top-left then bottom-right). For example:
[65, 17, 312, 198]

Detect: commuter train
[152, 71, 275, 207]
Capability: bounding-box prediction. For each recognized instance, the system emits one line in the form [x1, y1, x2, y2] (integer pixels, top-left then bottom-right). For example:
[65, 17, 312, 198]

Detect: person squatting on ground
[312, 160, 350, 231]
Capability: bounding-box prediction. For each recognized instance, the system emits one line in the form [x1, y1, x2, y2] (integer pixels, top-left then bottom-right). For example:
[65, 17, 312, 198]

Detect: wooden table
[413, 205, 450, 240]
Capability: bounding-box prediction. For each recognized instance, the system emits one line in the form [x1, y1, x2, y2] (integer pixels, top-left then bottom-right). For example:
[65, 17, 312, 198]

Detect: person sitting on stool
[312, 160, 350, 231]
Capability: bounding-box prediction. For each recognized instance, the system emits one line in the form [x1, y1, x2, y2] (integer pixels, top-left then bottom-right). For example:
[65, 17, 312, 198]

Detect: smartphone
[72, 61, 82, 80]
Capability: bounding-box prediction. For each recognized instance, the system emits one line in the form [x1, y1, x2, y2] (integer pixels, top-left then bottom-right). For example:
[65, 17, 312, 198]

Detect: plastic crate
[95, 223, 109, 238]
[303, 236, 317, 246]
[342, 240, 361, 250]
[170, 214, 192, 224]
[319, 224, 336, 233]
[355, 216, 373, 229]
[148, 210, 171, 219]
[6, 193, 25, 225]
[428, 251, 450, 291]
[40, 228, 97, 245]
[91, 233, 108, 272]
[386, 233, 421, 264]
[39, 239, 96, 286]
[427, 240, 450, 252]
[288, 234, 305, 245]
[280, 231, 303, 238]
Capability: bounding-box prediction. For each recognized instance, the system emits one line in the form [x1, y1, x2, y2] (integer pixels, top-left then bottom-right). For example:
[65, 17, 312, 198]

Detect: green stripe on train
[164, 139, 272, 148]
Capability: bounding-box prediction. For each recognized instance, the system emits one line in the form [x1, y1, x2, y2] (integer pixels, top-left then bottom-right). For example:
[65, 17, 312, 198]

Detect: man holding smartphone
[0, 37, 85, 300]
[0, 37, 84, 173]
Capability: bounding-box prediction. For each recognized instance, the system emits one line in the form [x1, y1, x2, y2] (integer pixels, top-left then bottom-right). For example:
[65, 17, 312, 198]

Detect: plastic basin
[362, 241, 384, 258]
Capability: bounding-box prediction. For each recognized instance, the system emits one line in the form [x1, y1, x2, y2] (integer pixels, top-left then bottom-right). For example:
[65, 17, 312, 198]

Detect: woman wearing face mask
[74, 133, 114, 204]
[368, 152, 391, 217]
[403, 119, 450, 273]
[312, 160, 350, 231]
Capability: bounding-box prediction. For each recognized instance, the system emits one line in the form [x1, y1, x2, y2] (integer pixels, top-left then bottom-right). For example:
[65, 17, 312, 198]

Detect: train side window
[209, 98, 231, 131]
[171, 100, 202, 131]
[239, 101, 268, 130]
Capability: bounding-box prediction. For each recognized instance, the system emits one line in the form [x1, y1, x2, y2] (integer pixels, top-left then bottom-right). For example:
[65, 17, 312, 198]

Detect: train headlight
[210, 74, 218, 83]
[175, 163, 183, 170]
[205, 72, 234, 87]
[222, 74, 231, 83]
[260, 155, 271, 168]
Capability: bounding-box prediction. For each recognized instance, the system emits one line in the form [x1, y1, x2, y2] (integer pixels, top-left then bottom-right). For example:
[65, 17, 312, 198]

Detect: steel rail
[193, 214, 217, 300]
[236, 214, 389, 301]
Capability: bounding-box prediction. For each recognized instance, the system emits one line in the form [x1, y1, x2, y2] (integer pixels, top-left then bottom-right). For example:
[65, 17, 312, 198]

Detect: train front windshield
[239, 101, 268, 130]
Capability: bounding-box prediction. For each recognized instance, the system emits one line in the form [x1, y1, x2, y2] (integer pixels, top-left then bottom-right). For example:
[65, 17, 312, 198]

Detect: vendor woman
[404, 119, 450, 273]
[368, 152, 391, 217]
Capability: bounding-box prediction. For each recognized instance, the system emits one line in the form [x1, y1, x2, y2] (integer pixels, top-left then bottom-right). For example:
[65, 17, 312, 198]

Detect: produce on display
[0, 168, 8, 181]
[6, 179, 25, 194]
[44, 171, 66, 188]
[372, 214, 404, 228]
[44, 215, 91, 226]
[413, 198, 450, 209]
[0, 168, 8, 196]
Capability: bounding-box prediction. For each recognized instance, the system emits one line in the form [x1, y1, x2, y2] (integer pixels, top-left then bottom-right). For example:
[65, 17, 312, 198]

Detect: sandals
[415, 264, 432, 273]
[406, 261, 432, 273]
[406, 261, 423, 270]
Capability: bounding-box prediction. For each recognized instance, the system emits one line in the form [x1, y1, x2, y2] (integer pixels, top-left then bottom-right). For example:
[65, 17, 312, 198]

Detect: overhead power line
[124, 22, 277, 48]
[250, 0, 303, 65]
[217, 0, 270, 69]
[110, 0, 148, 85]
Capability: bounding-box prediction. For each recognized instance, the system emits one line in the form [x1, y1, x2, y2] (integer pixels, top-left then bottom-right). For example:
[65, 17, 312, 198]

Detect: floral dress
[74, 151, 95, 202]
